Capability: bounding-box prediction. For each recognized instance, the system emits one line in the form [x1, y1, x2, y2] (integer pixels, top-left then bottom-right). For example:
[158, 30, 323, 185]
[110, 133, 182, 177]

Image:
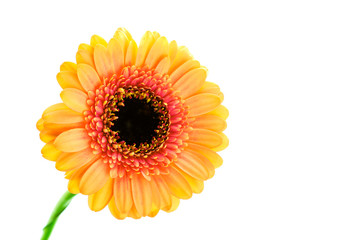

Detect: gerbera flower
[37, 28, 228, 220]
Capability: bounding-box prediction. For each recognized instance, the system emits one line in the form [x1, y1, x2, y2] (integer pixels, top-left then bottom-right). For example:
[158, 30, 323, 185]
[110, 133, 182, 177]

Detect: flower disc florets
[84, 66, 190, 178]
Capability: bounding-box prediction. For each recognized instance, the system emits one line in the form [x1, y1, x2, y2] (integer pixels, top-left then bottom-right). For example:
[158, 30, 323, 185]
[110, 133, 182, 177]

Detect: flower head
[37, 28, 229, 219]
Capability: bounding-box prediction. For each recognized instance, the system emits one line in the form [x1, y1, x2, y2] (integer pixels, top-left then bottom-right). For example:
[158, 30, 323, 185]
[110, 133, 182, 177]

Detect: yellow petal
[54, 128, 90, 152]
[68, 161, 95, 194]
[60, 88, 88, 113]
[77, 64, 101, 92]
[145, 36, 169, 69]
[41, 141, 62, 161]
[173, 68, 207, 99]
[197, 81, 220, 95]
[55, 148, 96, 171]
[114, 28, 133, 41]
[188, 128, 223, 149]
[155, 57, 171, 75]
[39, 129, 56, 143]
[152, 176, 172, 210]
[163, 196, 180, 213]
[114, 175, 132, 215]
[186, 149, 215, 179]
[175, 150, 209, 180]
[128, 205, 142, 219]
[162, 166, 192, 199]
[42, 109, 83, 124]
[131, 174, 152, 217]
[76, 49, 95, 68]
[135, 31, 156, 67]
[60, 62, 77, 72]
[36, 118, 44, 131]
[56, 71, 84, 91]
[94, 43, 112, 79]
[175, 167, 204, 194]
[108, 197, 127, 220]
[149, 180, 161, 210]
[78, 43, 93, 52]
[42, 103, 68, 116]
[88, 177, 113, 212]
[125, 40, 138, 66]
[211, 132, 229, 152]
[152, 31, 161, 40]
[208, 105, 229, 120]
[186, 143, 223, 168]
[108, 38, 124, 75]
[79, 159, 109, 195]
[168, 40, 178, 63]
[168, 46, 193, 74]
[90, 35, 107, 47]
[185, 93, 221, 117]
[169, 59, 200, 84]
[192, 114, 227, 132]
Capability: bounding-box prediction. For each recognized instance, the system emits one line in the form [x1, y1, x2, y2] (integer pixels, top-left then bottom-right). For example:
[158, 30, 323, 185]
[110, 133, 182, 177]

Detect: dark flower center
[111, 98, 161, 146]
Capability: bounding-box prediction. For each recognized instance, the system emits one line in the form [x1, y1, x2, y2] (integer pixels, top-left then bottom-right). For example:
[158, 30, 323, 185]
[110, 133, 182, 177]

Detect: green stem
[41, 191, 77, 240]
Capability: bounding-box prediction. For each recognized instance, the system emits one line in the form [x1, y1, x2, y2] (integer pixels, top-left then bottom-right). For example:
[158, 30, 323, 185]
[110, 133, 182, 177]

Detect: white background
[1, 0, 360, 239]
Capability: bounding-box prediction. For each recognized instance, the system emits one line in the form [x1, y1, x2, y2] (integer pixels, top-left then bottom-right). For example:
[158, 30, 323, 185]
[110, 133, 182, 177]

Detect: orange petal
[88, 177, 113, 212]
[94, 43, 112, 79]
[185, 93, 221, 117]
[55, 148, 96, 171]
[175, 150, 209, 180]
[135, 31, 156, 67]
[131, 174, 152, 217]
[41, 141, 62, 161]
[60, 88, 88, 113]
[77, 64, 101, 92]
[42, 109, 83, 124]
[60, 62, 77, 72]
[145, 36, 169, 68]
[169, 59, 200, 84]
[173, 68, 207, 99]
[108, 197, 127, 220]
[43, 122, 85, 134]
[162, 166, 192, 199]
[56, 71, 84, 90]
[188, 128, 223, 149]
[186, 143, 223, 168]
[79, 159, 109, 195]
[54, 128, 90, 152]
[114, 175, 133, 215]
[208, 105, 229, 120]
[192, 114, 227, 132]
[211, 132, 229, 152]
